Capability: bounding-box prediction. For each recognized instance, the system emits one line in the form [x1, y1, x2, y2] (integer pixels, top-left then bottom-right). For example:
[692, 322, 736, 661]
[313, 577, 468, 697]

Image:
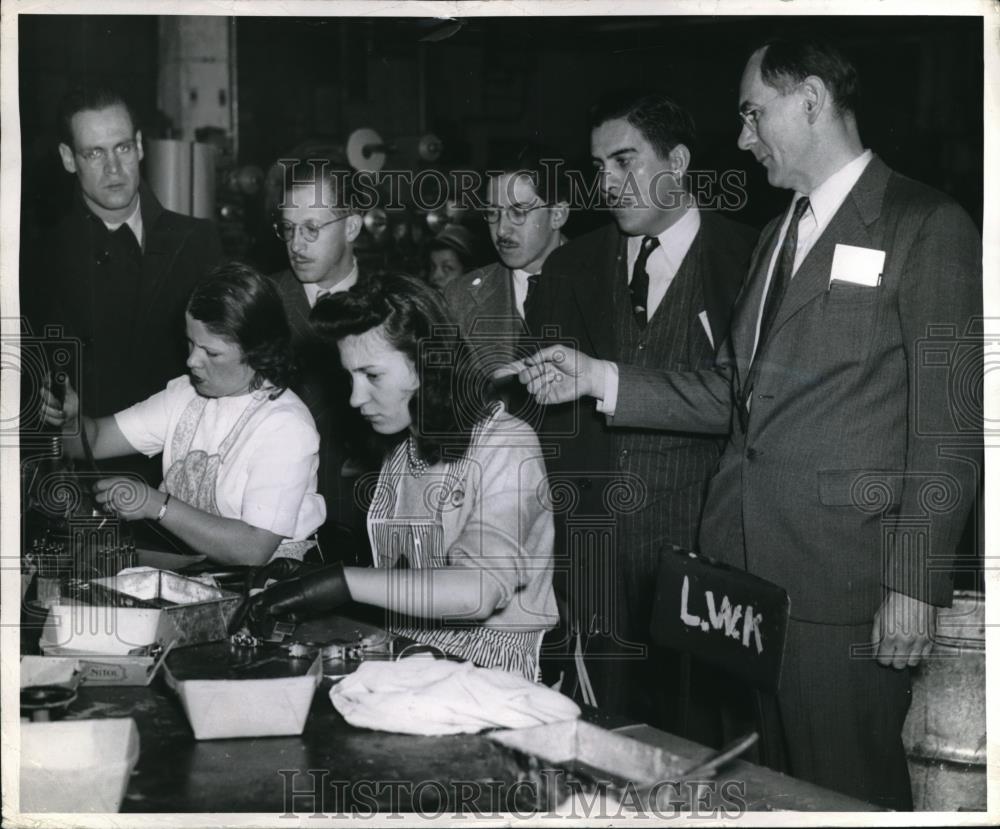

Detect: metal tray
[489, 719, 689, 789]
[88, 570, 240, 648]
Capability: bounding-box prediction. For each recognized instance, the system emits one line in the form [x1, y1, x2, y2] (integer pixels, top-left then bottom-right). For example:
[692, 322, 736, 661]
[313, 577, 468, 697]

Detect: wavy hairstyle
[186, 262, 295, 398]
[589, 90, 697, 163]
[311, 272, 498, 464]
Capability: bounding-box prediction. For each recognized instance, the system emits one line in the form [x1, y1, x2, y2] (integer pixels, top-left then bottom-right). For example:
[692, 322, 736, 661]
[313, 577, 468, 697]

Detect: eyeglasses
[482, 204, 549, 226]
[739, 84, 801, 132]
[75, 140, 138, 166]
[272, 214, 350, 243]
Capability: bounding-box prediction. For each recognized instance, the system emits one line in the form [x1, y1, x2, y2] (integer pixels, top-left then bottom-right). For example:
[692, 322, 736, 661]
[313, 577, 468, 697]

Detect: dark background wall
[19, 14, 984, 253]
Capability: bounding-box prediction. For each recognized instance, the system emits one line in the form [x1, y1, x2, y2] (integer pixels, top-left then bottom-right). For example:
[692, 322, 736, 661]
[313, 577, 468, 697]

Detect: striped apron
[368, 417, 543, 681]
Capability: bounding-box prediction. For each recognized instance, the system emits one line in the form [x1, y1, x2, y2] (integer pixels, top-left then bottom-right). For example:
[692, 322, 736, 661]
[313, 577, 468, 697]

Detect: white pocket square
[698, 310, 714, 348]
[830, 243, 885, 288]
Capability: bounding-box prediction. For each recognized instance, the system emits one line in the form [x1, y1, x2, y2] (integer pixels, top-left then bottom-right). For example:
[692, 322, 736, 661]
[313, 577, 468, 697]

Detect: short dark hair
[310, 272, 497, 465]
[589, 92, 697, 161]
[186, 262, 296, 397]
[757, 39, 860, 115]
[486, 143, 571, 205]
[57, 86, 137, 148]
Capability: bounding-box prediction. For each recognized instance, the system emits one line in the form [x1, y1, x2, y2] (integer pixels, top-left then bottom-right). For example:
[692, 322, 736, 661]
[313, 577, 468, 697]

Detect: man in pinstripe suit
[509, 40, 981, 808]
[525, 93, 756, 726]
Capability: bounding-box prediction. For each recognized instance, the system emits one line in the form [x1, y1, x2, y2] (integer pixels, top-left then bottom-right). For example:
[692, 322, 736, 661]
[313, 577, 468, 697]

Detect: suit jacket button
[637, 341, 645, 351]
[745, 447, 758, 460]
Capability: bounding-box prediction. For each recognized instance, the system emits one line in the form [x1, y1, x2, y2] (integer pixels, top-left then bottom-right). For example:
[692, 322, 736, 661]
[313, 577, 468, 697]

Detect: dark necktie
[739, 196, 811, 431]
[755, 196, 811, 357]
[522, 273, 540, 322]
[630, 236, 660, 328]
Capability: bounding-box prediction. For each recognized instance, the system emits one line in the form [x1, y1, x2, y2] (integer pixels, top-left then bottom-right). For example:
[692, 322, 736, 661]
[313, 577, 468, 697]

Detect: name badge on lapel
[829, 243, 885, 288]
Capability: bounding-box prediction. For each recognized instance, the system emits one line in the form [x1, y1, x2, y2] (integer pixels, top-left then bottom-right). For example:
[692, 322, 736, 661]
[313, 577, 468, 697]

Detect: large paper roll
[191, 142, 216, 220]
[146, 139, 190, 215]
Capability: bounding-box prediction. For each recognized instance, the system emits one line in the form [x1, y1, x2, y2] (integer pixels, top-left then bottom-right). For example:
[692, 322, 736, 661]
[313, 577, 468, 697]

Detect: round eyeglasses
[482, 204, 549, 226]
[273, 214, 351, 243]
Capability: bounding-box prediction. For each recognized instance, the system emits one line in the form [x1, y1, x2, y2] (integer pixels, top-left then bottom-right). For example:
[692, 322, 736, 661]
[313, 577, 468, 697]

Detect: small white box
[39, 600, 165, 656]
[165, 655, 322, 740]
[20, 718, 140, 812]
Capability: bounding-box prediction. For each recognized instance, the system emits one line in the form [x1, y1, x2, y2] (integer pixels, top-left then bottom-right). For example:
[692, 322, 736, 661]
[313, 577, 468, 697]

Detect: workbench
[55, 675, 878, 814]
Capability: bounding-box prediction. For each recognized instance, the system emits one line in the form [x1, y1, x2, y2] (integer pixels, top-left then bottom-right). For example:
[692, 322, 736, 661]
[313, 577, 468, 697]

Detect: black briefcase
[649, 547, 790, 693]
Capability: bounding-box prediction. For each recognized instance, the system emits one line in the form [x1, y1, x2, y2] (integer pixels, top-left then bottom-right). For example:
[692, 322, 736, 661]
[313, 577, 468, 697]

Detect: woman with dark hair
[42, 262, 325, 565]
[236, 273, 557, 679]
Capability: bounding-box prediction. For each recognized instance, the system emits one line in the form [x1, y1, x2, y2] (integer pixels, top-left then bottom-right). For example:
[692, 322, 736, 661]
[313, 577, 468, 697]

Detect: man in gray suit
[442, 146, 569, 380]
[270, 160, 370, 561]
[506, 39, 981, 808]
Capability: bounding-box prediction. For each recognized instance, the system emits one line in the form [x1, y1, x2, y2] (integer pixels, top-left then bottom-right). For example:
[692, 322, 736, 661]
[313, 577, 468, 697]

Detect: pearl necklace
[406, 436, 428, 477]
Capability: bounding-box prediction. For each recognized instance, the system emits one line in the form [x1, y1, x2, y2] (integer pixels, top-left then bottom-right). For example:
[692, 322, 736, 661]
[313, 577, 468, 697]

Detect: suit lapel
[696, 214, 744, 350]
[276, 271, 313, 341]
[466, 264, 523, 362]
[730, 219, 781, 386]
[769, 157, 887, 338]
[469, 263, 513, 314]
[136, 190, 175, 324]
[569, 226, 621, 360]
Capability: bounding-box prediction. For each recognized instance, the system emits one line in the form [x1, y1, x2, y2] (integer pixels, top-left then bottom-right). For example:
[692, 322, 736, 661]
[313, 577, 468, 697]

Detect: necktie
[630, 236, 660, 328]
[739, 196, 811, 431]
[522, 273, 540, 322]
[755, 196, 811, 357]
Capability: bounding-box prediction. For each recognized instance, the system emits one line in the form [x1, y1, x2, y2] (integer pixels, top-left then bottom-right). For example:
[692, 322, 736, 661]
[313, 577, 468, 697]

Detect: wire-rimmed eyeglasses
[272, 214, 351, 243]
[482, 204, 549, 226]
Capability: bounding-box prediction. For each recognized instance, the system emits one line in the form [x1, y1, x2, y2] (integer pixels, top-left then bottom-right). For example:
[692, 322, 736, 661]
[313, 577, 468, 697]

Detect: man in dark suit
[525, 93, 755, 723]
[442, 147, 569, 421]
[269, 159, 370, 563]
[23, 87, 221, 484]
[510, 40, 981, 809]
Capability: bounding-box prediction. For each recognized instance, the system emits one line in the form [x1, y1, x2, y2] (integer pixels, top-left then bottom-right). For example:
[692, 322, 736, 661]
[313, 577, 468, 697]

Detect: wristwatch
[155, 493, 172, 522]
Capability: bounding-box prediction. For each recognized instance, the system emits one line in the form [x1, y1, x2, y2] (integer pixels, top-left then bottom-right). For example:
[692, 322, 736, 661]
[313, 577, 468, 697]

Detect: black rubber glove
[228, 563, 351, 636]
[245, 556, 306, 592]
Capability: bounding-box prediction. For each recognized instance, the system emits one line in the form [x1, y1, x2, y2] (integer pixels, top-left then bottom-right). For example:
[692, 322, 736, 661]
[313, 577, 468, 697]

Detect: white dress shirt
[749, 149, 873, 359]
[625, 206, 701, 320]
[103, 198, 145, 250]
[511, 268, 535, 319]
[598, 152, 872, 415]
[303, 259, 359, 308]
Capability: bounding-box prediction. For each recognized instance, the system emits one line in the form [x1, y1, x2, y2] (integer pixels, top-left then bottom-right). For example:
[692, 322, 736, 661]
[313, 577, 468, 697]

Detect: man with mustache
[270, 159, 371, 562]
[24, 86, 221, 485]
[524, 93, 755, 724]
[442, 146, 569, 412]
[509, 40, 982, 809]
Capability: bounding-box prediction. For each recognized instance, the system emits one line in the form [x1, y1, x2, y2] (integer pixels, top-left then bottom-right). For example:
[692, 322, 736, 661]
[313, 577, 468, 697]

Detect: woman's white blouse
[114, 375, 326, 540]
